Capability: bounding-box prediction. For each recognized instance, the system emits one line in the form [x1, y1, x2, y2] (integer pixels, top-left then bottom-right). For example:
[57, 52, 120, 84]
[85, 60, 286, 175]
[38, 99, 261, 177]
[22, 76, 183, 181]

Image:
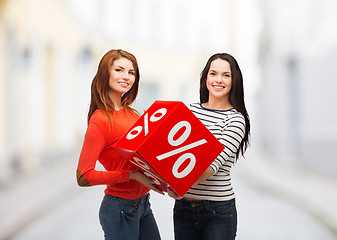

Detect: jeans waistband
[104, 193, 150, 203]
[176, 198, 235, 211]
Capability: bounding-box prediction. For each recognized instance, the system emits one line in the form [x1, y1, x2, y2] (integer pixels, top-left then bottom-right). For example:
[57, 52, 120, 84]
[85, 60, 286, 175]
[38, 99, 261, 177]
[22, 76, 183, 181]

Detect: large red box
[114, 101, 224, 196]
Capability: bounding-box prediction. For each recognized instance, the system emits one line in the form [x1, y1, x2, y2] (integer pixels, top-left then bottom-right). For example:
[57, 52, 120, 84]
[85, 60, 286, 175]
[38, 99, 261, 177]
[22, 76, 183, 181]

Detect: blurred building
[0, 0, 92, 181]
[257, 0, 337, 176]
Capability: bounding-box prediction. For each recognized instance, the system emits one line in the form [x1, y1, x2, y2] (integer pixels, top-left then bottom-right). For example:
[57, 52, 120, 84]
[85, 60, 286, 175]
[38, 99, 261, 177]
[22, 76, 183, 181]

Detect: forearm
[77, 169, 130, 187]
[193, 167, 213, 186]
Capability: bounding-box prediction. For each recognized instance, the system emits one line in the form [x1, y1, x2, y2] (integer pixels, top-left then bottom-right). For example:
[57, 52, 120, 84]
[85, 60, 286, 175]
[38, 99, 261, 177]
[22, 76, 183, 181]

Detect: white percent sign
[156, 121, 207, 179]
[130, 157, 165, 186]
[126, 108, 167, 140]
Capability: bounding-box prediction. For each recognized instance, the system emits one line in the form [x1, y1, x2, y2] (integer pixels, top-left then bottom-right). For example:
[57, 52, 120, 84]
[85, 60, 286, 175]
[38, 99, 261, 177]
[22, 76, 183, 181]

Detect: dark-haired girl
[76, 49, 162, 240]
[171, 53, 250, 240]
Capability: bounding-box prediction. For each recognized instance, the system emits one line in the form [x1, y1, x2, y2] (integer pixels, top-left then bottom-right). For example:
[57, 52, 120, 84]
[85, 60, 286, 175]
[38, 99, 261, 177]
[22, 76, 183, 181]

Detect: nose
[216, 76, 222, 83]
[122, 72, 129, 80]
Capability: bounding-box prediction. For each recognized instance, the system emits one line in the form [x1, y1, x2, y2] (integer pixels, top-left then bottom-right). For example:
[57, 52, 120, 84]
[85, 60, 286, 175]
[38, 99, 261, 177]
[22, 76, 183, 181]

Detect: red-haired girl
[76, 49, 162, 240]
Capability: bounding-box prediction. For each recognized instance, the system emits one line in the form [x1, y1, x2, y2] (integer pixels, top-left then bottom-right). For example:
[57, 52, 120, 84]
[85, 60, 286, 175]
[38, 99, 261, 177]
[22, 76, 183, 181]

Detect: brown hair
[87, 49, 140, 123]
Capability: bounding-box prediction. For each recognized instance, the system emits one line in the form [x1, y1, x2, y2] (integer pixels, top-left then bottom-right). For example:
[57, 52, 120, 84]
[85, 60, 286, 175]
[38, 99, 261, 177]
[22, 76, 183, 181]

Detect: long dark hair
[87, 49, 140, 123]
[200, 53, 250, 159]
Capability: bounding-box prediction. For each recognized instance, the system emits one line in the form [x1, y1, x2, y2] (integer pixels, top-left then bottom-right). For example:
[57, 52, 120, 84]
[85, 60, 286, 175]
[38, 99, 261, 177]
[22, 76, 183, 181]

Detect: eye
[129, 71, 135, 75]
[115, 68, 122, 72]
[225, 74, 231, 78]
[209, 72, 216, 76]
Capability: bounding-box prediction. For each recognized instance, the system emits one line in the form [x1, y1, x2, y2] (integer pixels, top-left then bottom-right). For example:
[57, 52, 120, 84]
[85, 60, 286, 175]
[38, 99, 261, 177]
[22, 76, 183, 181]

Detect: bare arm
[192, 167, 213, 187]
[167, 167, 214, 200]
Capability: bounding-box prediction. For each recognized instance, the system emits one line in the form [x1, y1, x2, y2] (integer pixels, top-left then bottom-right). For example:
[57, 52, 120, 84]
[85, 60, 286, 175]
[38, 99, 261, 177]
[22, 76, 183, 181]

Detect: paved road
[2, 151, 337, 240]
[7, 174, 337, 239]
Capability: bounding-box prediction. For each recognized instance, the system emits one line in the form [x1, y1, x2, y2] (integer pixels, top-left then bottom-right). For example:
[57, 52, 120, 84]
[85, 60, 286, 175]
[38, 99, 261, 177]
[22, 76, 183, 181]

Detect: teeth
[119, 82, 128, 87]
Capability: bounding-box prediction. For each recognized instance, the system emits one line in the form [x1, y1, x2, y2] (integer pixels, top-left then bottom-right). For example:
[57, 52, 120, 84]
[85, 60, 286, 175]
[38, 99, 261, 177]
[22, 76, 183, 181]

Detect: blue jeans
[99, 194, 161, 240]
[174, 198, 237, 240]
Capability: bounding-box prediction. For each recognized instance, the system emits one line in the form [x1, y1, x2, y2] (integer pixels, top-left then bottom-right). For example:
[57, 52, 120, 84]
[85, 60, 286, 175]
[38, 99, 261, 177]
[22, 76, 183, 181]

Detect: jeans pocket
[210, 201, 235, 218]
[120, 200, 140, 220]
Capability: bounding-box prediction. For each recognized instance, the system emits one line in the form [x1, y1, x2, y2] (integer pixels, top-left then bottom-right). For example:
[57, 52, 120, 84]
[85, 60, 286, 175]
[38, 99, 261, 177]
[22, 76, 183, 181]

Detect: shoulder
[189, 102, 210, 118]
[189, 102, 206, 114]
[126, 109, 140, 118]
[88, 110, 114, 135]
[227, 109, 245, 124]
[190, 103, 229, 124]
[117, 109, 139, 121]
[89, 110, 109, 125]
[223, 109, 246, 135]
[190, 102, 201, 109]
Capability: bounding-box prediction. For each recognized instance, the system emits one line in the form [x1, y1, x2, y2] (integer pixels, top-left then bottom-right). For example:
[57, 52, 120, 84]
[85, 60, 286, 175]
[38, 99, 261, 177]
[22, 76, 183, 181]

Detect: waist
[182, 197, 235, 203]
[176, 197, 236, 210]
[184, 197, 201, 201]
[104, 193, 150, 201]
[105, 182, 149, 199]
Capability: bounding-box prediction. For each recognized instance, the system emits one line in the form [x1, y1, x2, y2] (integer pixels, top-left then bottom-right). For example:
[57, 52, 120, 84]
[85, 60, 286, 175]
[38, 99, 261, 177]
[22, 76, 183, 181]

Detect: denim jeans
[174, 198, 237, 240]
[99, 194, 161, 240]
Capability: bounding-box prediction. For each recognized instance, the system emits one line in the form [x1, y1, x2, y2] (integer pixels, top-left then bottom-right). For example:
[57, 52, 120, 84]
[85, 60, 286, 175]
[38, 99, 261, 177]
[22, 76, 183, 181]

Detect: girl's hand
[167, 187, 182, 200]
[129, 171, 164, 195]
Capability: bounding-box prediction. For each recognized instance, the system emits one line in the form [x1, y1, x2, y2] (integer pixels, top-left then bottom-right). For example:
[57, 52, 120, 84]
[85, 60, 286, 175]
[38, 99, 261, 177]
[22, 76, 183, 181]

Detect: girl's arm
[77, 119, 164, 194]
[192, 167, 213, 186]
[76, 122, 130, 186]
[193, 114, 246, 185]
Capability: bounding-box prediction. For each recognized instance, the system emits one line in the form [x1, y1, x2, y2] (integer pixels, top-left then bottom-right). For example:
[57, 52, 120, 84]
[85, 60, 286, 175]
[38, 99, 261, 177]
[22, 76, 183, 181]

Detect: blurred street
[1, 149, 337, 240]
[1, 0, 337, 240]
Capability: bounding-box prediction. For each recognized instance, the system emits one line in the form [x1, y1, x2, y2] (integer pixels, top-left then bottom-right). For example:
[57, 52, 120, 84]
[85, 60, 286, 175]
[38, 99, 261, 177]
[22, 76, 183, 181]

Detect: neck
[108, 91, 123, 110]
[204, 97, 233, 110]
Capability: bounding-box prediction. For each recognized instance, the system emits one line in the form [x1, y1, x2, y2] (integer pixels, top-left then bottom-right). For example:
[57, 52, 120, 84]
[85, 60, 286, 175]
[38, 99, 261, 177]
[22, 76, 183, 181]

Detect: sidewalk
[0, 157, 77, 240]
[234, 150, 337, 238]
[1, 150, 337, 239]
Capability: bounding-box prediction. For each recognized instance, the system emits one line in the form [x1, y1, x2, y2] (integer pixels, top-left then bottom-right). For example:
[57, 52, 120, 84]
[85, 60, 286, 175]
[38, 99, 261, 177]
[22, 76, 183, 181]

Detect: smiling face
[108, 57, 136, 102]
[206, 58, 232, 102]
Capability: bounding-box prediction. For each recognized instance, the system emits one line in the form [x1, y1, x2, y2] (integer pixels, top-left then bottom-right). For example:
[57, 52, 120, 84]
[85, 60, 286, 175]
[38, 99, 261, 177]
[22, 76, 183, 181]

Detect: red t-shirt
[76, 109, 149, 199]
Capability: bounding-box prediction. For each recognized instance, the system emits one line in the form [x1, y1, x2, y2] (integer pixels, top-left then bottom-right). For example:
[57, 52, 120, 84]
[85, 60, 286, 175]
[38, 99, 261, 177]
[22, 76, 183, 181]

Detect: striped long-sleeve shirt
[184, 103, 246, 201]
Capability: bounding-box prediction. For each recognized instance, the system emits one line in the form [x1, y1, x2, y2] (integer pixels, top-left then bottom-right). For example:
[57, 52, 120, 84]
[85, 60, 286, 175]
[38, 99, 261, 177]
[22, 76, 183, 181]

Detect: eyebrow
[209, 69, 231, 74]
[116, 65, 135, 71]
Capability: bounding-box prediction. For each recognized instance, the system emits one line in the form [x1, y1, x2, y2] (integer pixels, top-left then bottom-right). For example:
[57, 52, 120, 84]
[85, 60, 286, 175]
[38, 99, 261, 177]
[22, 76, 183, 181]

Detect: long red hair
[87, 49, 140, 123]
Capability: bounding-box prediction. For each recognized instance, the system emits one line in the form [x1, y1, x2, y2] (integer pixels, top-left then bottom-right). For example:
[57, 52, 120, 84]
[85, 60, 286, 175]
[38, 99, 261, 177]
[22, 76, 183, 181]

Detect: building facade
[257, 0, 337, 175]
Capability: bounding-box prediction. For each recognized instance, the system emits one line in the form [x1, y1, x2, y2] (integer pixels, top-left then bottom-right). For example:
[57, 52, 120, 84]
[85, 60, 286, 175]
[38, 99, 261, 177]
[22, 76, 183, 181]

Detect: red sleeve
[76, 121, 130, 187]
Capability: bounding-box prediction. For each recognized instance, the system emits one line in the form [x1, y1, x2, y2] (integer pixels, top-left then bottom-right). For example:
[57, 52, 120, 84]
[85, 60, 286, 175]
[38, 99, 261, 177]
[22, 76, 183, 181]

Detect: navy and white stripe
[184, 103, 246, 201]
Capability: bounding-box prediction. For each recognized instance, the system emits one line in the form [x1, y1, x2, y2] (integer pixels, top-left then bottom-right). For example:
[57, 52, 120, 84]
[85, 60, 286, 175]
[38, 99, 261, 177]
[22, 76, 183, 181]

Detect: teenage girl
[170, 53, 250, 240]
[76, 49, 162, 240]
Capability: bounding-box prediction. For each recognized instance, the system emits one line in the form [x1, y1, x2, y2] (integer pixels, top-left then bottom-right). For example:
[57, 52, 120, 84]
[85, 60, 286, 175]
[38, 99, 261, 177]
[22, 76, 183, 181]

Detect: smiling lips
[212, 84, 225, 90]
[118, 81, 129, 88]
